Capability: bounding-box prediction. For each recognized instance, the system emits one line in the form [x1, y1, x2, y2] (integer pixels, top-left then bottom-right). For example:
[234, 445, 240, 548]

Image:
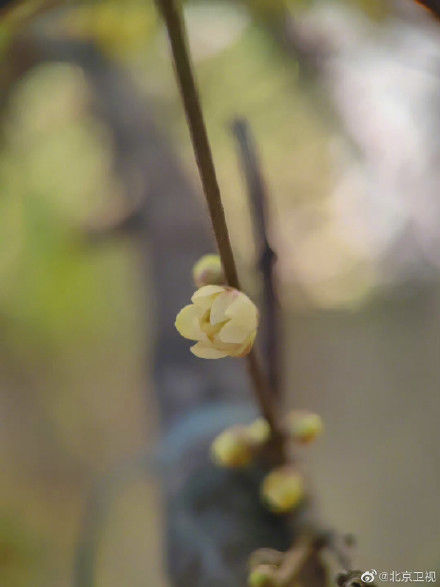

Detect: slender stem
[325, 532, 355, 572]
[158, 0, 283, 438]
[276, 536, 324, 586]
[246, 349, 280, 435]
[231, 118, 281, 400]
[157, 0, 238, 288]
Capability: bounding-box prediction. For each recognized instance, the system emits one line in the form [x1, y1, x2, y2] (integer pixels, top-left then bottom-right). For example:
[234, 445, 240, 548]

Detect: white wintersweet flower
[175, 285, 258, 359]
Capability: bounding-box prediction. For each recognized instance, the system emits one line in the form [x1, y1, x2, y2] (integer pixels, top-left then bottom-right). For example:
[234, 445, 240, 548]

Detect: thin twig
[246, 349, 282, 439]
[158, 0, 283, 440]
[231, 118, 281, 400]
[266, 532, 359, 586]
[276, 535, 323, 585]
[325, 532, 355, 572]
[157, 0, 239, 289]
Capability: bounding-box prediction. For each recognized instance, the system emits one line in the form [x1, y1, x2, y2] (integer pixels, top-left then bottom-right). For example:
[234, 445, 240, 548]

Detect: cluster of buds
[210, 409, 323, 514]
[261, 410, 322, 514]
[177, 255, 323, 516]
[211, 418, 270, 468]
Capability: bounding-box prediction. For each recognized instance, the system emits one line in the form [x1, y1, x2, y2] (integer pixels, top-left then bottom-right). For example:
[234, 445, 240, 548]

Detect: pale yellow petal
[190, 341, 228, 359]
[210, 289, 236, 325]
[175, 304, 204, 340]
[192, 285, 225, 301]
[217, 320, 248, 344]
[233, 332, 256, 357]
[226, 294, 258, 330]
[210, 336, 241, 353]
[191, 285, 225, 310]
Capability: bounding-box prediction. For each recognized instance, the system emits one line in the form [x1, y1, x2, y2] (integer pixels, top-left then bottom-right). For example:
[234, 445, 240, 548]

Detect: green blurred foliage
[0, 21, 161, 575]
[61, 0, 158, 60]
[0, 515, 43, 587]
[0, 63, 126, 348]
[0, 0, 392, 64]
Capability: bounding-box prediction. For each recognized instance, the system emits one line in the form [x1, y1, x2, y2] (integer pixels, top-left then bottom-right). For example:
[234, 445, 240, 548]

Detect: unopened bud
[286, 410, 323, 444]
[261, 466, 305, 514]
[192, 254, 225, 287]
[248, 564, 279, 587]
[211, 427, 253, 468]
[246, 418, 271, 445]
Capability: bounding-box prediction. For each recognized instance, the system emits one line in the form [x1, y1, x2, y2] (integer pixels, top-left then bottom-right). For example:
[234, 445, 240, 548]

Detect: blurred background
[1, 0, 440, 585]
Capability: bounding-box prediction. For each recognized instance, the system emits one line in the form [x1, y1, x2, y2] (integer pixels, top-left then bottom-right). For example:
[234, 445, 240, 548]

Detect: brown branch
[325, 532, 355, 572]
[276, 535, 325, 586]
[414, 0, 440, 19]
[231, 118, 281, 400]
[259, 532, 370, 587]
[156, 0, 239, 289]
[324, 531, 378, 587]
[158, 0, 284, 440]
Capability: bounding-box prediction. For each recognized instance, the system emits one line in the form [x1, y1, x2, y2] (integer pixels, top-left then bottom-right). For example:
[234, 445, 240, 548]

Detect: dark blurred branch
[414, 0, 440, 19]
[326, 532, 355, 572]
[277, 535, 325, 585]
[244, 2, 326, 74]
[231, 118, 281, 400]
[0, 0, 61, 21]
[83, 202, 144, 243]
[275, 531, 374, 587]
[158, 0, 284, 441]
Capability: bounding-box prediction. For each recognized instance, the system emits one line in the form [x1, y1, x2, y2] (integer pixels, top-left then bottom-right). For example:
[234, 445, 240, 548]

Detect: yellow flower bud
[175, 285, 258, 359]
[211, 427, 253, 468]
[246, 418, 271, 445]
[192, 254, 225, 288]
[286, 411, 323, 444]
[248, 564, 279, 587]
[261, 466, 305, 514]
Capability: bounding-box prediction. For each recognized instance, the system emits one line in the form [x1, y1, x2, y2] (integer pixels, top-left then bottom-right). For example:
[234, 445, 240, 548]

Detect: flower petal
[192, 285, 225, 300]
[175, 304, 204, 340]
[210, 290, 236, 325]
[226, 294, 258, 330]
[191, 285, 225, 310]
[190, 342, 228, 359]
[233, 331, 256, 357]
[217, 320, 249, 343]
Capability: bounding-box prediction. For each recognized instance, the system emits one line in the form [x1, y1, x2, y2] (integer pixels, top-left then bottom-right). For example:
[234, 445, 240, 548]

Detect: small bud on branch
[285, 410, 324, 444]
[261, 466, 305, 514]
[192, 254, 225, 287]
